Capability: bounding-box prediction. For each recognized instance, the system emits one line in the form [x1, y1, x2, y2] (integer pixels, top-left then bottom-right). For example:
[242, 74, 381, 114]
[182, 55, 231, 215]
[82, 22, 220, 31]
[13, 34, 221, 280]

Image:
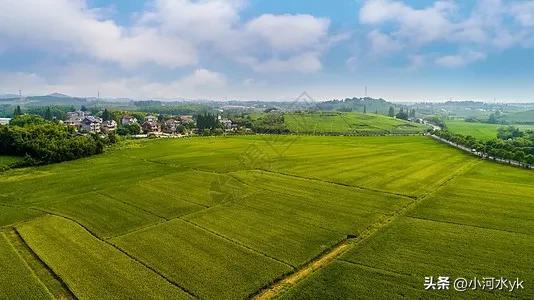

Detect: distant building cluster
[64, 111, 200, 135]
[65, 111, 116, 134]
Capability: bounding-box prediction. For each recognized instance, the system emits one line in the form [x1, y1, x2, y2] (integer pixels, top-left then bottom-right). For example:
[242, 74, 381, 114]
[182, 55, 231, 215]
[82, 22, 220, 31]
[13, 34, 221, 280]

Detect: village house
[179, 115, 194, 124]
[145, 115, 157, 122]
[220, 119, 233, 131]
[163, 119, 180, 133]
[65, 116, 83, 129]
[80, 116, 102, 134]
[141, 120, 160, 133]
[65, 111, 88, 130]
[66, 111, 87, 119]
[101, 120, 117, 133]
[121, 116, 138, 126]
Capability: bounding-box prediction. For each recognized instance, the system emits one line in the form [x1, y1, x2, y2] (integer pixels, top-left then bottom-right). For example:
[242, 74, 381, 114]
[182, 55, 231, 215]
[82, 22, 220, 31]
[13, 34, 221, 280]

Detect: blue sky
[1, 0, 534, 102]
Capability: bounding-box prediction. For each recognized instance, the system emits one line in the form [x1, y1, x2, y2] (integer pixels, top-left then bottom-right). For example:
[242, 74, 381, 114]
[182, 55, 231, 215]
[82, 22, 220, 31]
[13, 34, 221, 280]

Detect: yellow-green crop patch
[0, 232, 53, 299]
[111, 219, 292, 299]
[0, 135, 531, 299]
[0, 206, 44, 227]
[282, 217, 534, 299]
[41, 192, 163, 238]
[284, 112, 426, 135]
[17, 215, 190, 299]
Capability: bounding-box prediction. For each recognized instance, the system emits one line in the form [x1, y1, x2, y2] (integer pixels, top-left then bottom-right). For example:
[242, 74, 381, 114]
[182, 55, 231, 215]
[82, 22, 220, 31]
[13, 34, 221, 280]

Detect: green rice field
[285, 112, 427, 134]
[446, 120, 534, 140]
[0, 135, 532, 299]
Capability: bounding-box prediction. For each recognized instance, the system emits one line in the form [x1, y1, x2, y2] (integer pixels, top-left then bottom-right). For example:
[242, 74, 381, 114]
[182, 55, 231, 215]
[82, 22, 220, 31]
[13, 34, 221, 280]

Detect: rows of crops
[284, 112, 426, 135]
[0, 135, 532, 299]
[280, 163, 534, 299]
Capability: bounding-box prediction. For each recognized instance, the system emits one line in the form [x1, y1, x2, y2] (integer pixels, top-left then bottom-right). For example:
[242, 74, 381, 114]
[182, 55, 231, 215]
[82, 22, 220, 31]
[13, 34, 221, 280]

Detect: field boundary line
[23, 211, 200, 299]
[94, 191, 170, 221]
[180, 218, 295, 269]
[252, 160, 481, 299]
[406, 215, 534, 237]
[223, 174, 355, 235]
[9, 228, 78, 300]
[250, 169, 416, 200]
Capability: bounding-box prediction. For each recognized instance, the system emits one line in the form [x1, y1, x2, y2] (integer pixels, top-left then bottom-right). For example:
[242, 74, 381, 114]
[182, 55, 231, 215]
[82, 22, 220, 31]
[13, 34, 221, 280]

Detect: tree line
[0, 115, 116, 167]
[434, 127, 534, 167]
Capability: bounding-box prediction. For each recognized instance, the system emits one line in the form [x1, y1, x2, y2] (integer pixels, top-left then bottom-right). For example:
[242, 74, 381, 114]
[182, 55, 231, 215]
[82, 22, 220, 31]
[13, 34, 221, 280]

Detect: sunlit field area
[445, 120, 534, 140]
[285, 112, 426, 135]
[1, 135, 532, 299]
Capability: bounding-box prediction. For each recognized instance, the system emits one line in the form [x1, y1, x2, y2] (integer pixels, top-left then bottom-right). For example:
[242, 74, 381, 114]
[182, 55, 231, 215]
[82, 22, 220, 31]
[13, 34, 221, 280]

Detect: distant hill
[0, 94, 19, 99]
[0, 94, 88, 106]
[46, 93, 72, 98]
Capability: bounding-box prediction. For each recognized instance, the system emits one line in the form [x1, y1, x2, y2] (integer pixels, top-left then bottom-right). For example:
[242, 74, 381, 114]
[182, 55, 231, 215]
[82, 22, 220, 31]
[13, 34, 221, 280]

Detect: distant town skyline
[2, 0, 534, 102]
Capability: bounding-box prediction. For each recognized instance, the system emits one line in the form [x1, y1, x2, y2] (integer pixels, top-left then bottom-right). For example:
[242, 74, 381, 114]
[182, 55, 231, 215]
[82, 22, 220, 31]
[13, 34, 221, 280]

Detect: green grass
[0, 232, 53, 299]
[0, 155, 22, 168]
[446, 120, 534, 140]
[0, 135, 531, 299]
[111, 219, 291, 299]
[285, 112, 426, 134]
[17, 215, 190, 299]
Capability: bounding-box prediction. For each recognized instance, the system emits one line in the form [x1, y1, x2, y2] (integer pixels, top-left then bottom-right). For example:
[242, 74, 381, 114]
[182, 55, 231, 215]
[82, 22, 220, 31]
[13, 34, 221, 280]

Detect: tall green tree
[102, 109, 112, 121]
[388, 106, 395, 117]
[13, 105, 22, 117]
[44, 107, 52, 120]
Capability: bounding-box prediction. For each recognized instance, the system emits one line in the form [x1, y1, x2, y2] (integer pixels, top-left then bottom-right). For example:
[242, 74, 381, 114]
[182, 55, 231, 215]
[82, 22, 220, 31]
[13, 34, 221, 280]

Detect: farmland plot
[0, 232, 53, 299]
[0, 135, 531, 299]
[281, 161, 534, 299]
[17, 215, 190, 299]
[111, 219, 291, 299]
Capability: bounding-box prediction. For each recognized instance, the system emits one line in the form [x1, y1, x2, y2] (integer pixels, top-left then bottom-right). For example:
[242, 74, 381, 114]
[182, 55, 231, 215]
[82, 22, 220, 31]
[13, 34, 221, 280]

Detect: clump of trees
[434, 128, 534, 167]
[195, 113, 220, 133]
[117, 123, 141, 136]
[252, 113, 290, 134]
[0, 115, 115, 166]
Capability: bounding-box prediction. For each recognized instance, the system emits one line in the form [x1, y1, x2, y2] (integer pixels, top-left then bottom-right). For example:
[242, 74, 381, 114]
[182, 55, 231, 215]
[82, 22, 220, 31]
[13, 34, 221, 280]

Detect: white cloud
[245, 14, 330, 53]
[510, 2, 534, 26]
[246, 53, 323, 73]
[367, 30, 402, 55]
[435, 51, 487, 68]
[0, 0, 197, 68]
[358, 0, 534, 68]
[0, 0, 333, 74]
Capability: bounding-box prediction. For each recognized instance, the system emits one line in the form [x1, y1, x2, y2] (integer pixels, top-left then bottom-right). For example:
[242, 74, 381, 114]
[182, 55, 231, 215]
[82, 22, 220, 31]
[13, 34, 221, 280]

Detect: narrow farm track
[6, 228, 77, 300]
[252, 160, 481, 299]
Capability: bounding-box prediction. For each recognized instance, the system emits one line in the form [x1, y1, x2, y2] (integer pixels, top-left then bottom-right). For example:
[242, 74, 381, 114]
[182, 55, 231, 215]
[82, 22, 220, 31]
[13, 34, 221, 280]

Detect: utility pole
[365, 86, 368, 98]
